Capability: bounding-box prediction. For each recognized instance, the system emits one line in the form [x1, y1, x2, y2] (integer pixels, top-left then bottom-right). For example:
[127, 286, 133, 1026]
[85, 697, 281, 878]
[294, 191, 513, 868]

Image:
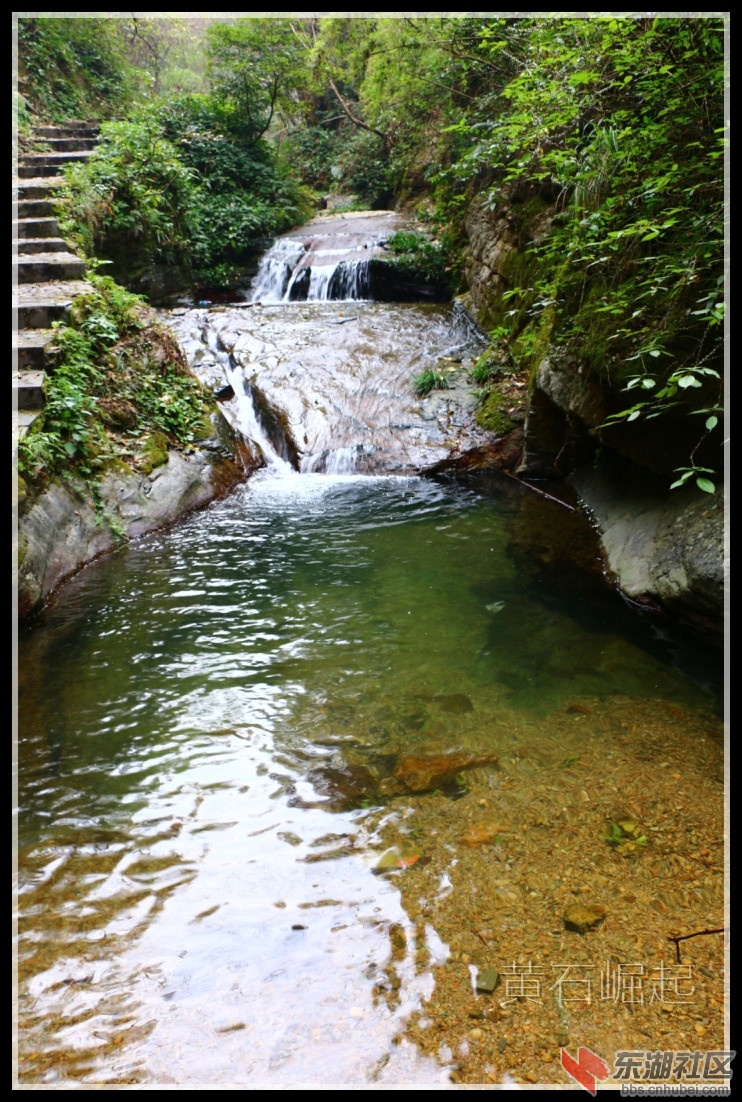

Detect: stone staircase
[13, 122, 99, 444]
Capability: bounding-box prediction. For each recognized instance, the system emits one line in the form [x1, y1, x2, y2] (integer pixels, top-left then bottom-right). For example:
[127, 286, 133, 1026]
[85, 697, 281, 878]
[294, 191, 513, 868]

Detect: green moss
[17, 275, 217, 496]
[137, 431, 170, 475]
[104, 456, 135, 477]
[195, 413, 217, 441]
[475, 387, 517, 434]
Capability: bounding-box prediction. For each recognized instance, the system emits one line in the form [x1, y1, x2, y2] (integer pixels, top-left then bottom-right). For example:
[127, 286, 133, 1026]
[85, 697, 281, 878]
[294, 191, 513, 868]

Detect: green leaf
[705, 416, 718, 431]
[696, 478, 716, 494]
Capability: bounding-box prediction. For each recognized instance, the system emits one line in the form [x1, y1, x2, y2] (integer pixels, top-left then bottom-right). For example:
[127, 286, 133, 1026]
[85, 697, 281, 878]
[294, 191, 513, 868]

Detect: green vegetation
[412, 369, 449, 398]
[17, 277, 215, 492]
[17, 16, 210, 123]
[17, 17, 139, 123]
[437, 17, 726, 491]
[385, 230, 456, 298]
[605, 819, 648, 856]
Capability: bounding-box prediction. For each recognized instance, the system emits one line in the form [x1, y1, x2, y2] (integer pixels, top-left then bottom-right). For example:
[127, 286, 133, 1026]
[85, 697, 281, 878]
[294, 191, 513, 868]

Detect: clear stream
[14, 226, 725, 1086]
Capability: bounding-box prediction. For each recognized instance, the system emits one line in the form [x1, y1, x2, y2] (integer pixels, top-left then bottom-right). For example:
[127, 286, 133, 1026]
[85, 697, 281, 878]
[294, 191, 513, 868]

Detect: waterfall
[249, 232, 382, 303]
[301, 446, 360, 475]
[249, 238, 307, 302]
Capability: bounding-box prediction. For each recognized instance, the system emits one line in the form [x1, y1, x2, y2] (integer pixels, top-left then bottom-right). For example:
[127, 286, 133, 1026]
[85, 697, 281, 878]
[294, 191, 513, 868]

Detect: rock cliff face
[461, 189, 726, 633]
[16, 411, 259, 619]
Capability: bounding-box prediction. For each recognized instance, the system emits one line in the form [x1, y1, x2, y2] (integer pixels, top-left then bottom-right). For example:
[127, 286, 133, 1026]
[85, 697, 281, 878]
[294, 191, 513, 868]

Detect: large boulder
[16, 411, 259, 619]
[569, 463, 726, 633]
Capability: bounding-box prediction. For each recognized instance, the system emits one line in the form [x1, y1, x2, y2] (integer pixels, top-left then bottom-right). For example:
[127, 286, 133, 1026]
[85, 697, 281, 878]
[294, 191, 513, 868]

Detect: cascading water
[251, 237, 375, 303]
[248, 211, 409, 303]
[168, 293, 491, 482]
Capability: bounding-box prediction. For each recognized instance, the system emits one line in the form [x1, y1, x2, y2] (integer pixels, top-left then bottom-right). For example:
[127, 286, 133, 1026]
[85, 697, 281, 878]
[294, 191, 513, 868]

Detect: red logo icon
[561, 1047, 611, 1094]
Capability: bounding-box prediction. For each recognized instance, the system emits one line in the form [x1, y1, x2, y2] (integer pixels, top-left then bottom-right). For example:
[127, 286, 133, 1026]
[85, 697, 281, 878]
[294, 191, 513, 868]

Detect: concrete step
[13, 178, 66, 201]
[16, 238, 72, 256]
[19, 151, 95, 175]
[13, 408, 42, 442]
[13, 369, 46, 410]
[14, 329, 59, 371]
[14, 280, 93, 329]
[15, 198, 57, 219]
[13, 217, 60, 240]
[14, 253, 87, 283]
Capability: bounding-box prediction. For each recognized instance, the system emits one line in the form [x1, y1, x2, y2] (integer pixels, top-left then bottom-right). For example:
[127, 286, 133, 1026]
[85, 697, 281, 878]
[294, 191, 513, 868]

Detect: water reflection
[16, 472, 722, 1085]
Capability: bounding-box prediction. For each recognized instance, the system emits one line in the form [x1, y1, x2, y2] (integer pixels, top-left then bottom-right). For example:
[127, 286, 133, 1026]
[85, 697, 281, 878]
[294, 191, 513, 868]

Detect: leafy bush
[60, 120, 196, 278]
[59, 97, 315, 293]
[442, 17, 725, 489]
[386, 230, 456, 296]
[17, 16, 139, 121]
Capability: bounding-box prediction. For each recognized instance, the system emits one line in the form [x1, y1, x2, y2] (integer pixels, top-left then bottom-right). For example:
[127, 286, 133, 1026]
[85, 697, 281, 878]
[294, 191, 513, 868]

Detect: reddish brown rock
[393, 749, 498, 793]
[459, 822, 503, 847]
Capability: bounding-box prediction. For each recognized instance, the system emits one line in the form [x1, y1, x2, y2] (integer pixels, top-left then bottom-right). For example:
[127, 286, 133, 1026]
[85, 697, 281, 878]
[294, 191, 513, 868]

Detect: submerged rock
[563, 902, 607, 934]
[476, 967, 501, 993]
[373, 842, 422, 873]
[459, 823, 503, 848]
[394, 748, 498, 793]
[432, 693, 474, 714]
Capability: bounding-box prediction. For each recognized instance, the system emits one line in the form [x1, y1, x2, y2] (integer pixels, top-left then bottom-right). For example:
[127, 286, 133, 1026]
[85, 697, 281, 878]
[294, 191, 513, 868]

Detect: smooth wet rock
[17, 411, 258, 618]
[164, 302, 495, 477]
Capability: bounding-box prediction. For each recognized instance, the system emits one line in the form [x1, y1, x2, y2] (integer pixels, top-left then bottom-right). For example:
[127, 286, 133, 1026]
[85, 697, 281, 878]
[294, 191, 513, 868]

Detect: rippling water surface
[15, 470, 723, 1086]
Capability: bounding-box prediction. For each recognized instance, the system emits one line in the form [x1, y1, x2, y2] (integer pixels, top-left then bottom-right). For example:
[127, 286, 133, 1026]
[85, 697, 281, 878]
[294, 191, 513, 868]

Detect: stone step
[33, 122, 99, 137]
[17, 151, 94, 178]
[13, 179, 65, 202]
[13, 408, 42, 442]
[14, 329, 60, 372]
[14, 279, 93, 329]
[14, 253, 87, 283]
[13, 217, 60, 239]
[16, 237, 72, 256]
[37, 137, 99, 153]
[15, 197, 57, 218]
[13, 369, 46, 410]
[13, 124, 100, 450]
[33, 127, 99, 141]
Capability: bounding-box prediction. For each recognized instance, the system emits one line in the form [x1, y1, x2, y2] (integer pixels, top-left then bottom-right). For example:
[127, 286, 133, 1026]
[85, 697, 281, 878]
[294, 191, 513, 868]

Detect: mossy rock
[476, 387, 518, 435]
[137, 430, 170, 474]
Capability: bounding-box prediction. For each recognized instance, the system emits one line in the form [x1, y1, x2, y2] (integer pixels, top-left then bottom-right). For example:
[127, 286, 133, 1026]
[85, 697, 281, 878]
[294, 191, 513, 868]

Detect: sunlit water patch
[15, 471, 723, 1086]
